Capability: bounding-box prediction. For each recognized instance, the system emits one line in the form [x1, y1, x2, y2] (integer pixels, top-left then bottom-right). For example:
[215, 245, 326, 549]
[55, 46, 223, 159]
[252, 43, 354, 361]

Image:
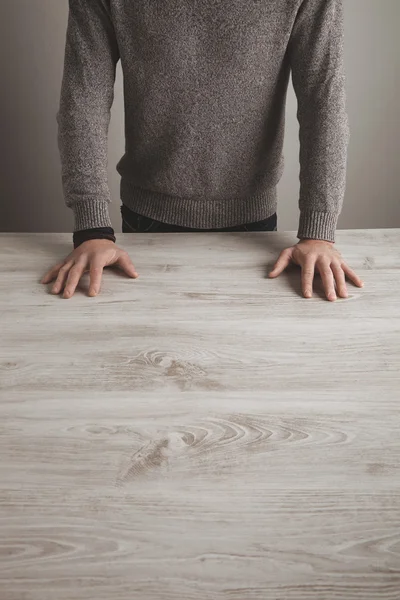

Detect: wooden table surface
[1, 230, 399, 600]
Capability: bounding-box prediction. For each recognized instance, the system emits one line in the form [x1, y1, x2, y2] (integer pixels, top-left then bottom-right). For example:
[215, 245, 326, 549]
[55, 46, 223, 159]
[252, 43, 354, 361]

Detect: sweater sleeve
[57, 0, 120, 232]
[288, 0, 350, 243]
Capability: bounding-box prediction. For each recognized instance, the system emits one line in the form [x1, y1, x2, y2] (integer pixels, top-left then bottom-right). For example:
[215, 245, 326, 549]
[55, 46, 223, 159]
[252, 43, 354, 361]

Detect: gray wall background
[1, 0, 399, 233]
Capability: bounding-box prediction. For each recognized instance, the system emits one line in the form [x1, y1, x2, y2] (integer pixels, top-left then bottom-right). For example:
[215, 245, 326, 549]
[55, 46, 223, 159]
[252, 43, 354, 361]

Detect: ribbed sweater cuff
[72, 200, 113, 232]
[297, 210, 339, 243]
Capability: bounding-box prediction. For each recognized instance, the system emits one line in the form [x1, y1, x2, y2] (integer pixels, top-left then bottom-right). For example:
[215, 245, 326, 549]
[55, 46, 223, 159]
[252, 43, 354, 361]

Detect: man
[41, 0, 364, 300]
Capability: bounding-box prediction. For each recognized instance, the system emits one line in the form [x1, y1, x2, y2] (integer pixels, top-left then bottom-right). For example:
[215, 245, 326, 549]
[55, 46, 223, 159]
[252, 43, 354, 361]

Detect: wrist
[73, 227, 116, 249]
[298, 238, 334, 245]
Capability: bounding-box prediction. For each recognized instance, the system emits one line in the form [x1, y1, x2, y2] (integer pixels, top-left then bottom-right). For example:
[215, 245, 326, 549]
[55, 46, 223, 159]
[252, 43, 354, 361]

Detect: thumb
[115, 252, 139, 278]
[268, 248, 292, 278]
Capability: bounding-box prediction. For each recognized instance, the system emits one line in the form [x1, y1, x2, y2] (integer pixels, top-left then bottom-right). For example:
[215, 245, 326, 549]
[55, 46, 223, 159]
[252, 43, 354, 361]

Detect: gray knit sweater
[58, 0, 349, 242]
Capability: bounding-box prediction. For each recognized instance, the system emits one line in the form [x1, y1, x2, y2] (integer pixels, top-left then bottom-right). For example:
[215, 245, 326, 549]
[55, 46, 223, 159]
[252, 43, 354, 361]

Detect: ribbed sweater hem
[120, 178, 278, 229]
[72, 199, 113, 232]
[297, 210, 339, 243]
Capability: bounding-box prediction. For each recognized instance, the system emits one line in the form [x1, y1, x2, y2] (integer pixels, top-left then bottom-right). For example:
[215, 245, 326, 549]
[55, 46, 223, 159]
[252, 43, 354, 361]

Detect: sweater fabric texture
[58, 0, 350, 242]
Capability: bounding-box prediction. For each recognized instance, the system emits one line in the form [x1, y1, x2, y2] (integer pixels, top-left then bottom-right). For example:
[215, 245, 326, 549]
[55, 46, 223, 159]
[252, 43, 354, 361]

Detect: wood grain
[0, 230, 399, 600]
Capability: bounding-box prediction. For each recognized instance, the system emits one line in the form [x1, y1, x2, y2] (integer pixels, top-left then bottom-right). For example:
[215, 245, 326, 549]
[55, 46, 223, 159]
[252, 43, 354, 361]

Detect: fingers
[268, 248, 291, 278]
[268, 245, 364, 302]
[89, 262, 104, 297]
[316, 259, 337, 301]
[63, 261, 87, 299]
[50, 262, 74, 295]
[41, 261, 65, 284]
[330, 262, 348, 298]
[42, 246, 138, 299]
[115, 252, 139, 279]
[301, 258, 315, 298]
[341, 263, 364, 288]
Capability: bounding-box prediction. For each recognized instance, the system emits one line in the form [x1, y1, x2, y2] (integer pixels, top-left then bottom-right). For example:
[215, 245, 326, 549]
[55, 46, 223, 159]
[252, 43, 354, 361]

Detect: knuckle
[67, 269, 81, 281]
[73, 262, 85, 272]
[332, 261, 343, 270]
[74, 256, 87, 267]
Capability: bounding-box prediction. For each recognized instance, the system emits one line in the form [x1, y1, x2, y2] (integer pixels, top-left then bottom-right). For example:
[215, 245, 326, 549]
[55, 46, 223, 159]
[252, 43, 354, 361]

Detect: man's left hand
[268, 239, 364, 301]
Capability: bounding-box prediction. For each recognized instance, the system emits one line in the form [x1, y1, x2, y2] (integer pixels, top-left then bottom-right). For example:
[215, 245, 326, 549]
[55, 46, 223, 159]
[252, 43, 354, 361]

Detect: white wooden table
[1, 230, 399, 600]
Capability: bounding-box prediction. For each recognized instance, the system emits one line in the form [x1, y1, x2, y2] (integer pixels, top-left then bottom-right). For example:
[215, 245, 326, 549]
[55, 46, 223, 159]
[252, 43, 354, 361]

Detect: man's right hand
[40, 239, 139, 299]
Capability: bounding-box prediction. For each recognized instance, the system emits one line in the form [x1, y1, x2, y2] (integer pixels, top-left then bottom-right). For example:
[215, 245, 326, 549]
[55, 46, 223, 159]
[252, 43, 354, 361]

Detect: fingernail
[329, 294, 337, 301]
